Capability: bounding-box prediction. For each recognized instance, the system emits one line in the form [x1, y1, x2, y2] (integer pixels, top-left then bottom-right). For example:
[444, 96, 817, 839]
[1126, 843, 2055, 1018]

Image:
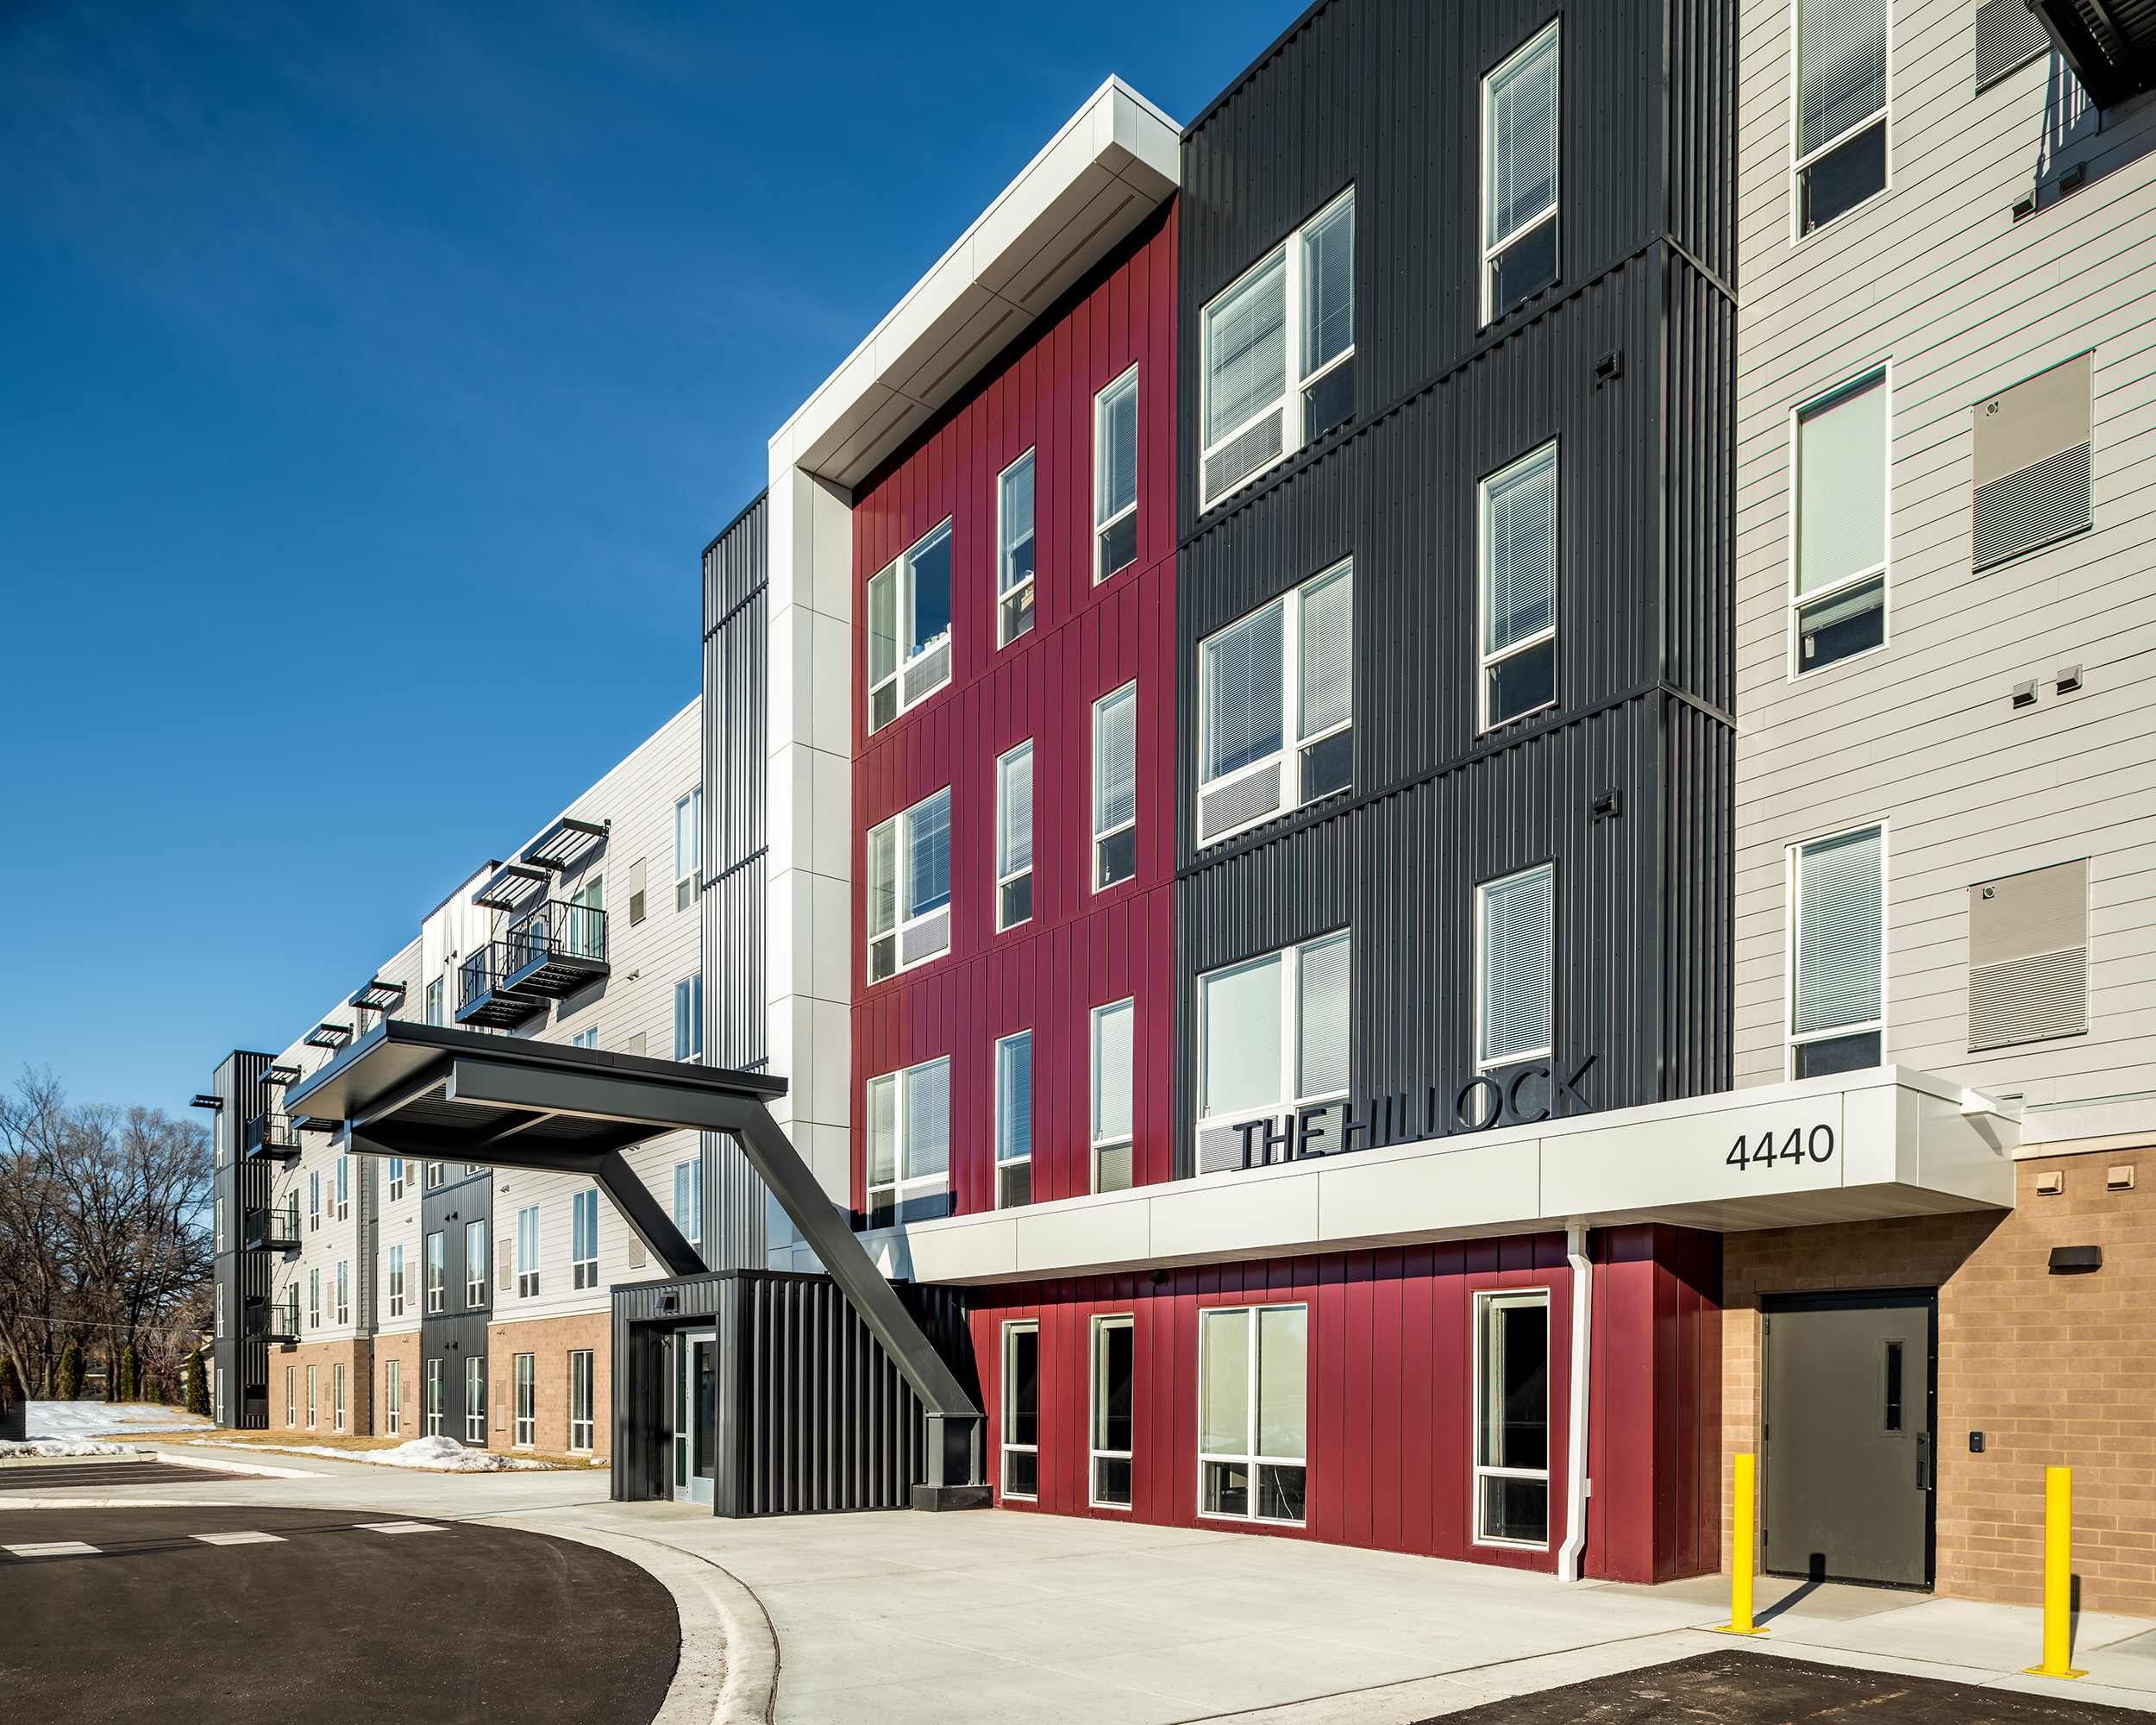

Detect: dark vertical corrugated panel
[214, 1050, 274, 1426]
[703, 492, 768, 1077]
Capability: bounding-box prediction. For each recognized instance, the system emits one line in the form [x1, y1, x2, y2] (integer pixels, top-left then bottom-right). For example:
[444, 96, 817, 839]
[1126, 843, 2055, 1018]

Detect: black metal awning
[2033, 0, 2156, 108]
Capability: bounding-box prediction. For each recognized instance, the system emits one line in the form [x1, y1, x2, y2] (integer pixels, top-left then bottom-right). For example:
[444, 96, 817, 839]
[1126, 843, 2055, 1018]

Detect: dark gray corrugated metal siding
[214, 1050, 274, 1426]
[702, 492, 768, 1076]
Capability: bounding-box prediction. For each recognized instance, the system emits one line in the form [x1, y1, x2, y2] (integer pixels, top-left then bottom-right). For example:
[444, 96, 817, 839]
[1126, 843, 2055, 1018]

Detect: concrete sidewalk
[10, 1442, 2153, 1724]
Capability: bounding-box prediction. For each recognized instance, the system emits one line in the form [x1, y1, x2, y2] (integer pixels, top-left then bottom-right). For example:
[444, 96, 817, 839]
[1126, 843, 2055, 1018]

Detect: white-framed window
[1093, 683, 1138, 889]
[305, 1364, 317, 1428]
[1793, 0, 1888, 236]
[285, 1364, 296, 1427]
[1480, 444, 1557, 729]
[387, 1243, 404, 1317]
[334, 1155, 348, 1222]
[215, 1195, 224, 1253]
[1478, 865, 1555, 1069]
[285, 1282, 299, 1336]
[1000, 448, 1037, 644]
[1194, 933, 1350, 1176]
[1095, 367, 1140, 581]
[465, 1355, 486, 1444]
[867, 787, 952, 981]
[1789, 824, 1885, 1077]
[1091, 1314, 1134, 1509]
[1200, 189, 1356, 506]
[517, 1205, 540, 1298]
[335, 1259, 349, 1326]
[425, 1358, 444, 1436]
[569, 1349, 595, 1452]
[572, 1189, 599, 1289]
[1475, 1288, 1552, 1547]
[868, 518, 955, 731]
[571, 1026, 599, 1050]
[215, 1280, 224, 1339]
[424, 1160, 444, 1190]
[1199, 1304, 1307, 1523]
[385, 1358, 401, 1437]
[514, 1353, 536, 1447]
[673, 1158, 702, 1245]
[285, 1189, 299, 1241]
[425, 1230, 444, 1313]
[388, 1157, 404, 1201]
[464, 1220, 486, 1306]
[866, 1056, 950, 1227]
[996, 741, 1034, 930]
[1196, 561, 1352, 845]
[309, 1169, 320, 1230]
[674, 972, 703, 1061]
[1791, 369, 1888, 674]
[425, 979, 443, 1026]
[333, 1363, 347, 1433]
[1090, 999, 1136, 1194]
[995, 1031, 1032, 1209]
[1001, 1320, 1039, 1499]
[1483, 23, 1559, 321]
[309, 1267, 321, 1329]
[675, 787, 703, 911]
[567, 873, 603, 957]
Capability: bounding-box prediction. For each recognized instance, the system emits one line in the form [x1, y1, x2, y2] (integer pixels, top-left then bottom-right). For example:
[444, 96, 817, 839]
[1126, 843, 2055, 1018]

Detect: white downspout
[1557, 1218, 1593, 1583]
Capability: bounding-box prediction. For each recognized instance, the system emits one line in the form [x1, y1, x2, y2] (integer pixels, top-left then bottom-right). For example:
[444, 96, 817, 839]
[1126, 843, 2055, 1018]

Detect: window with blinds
[867, 787, 952, 979]
[1096, 370, 1140, 580]
[996, 741, 1034, 928]
[994, 1031, 1032, 1208]
[1094, 684, 1138, 889]
[1484, 24, 1559, 318]
[1974, 0, 2048, 91]
[1482, 443, 1558, 726]
[1794, 371, 1889, 673]
[1091, 1000, 1135, 1193]
[1968, 859, 2088, 1050]
[1796, 0, 1888, 233]
[1478, 865, 1554, 1068]
[1791, 825, 1884, 1077]
[1196, 561, 1353, 845]
[1194, 933, 1351, 1175]
[867, 1057, 951, 1227]
[1972, 353, 2093, 569]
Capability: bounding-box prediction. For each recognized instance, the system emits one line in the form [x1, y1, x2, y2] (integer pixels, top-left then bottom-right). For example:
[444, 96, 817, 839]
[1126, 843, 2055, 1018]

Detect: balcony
[455, 943, 546, 1030]
[245, 1300, 298, 1344]
[244, 1113, 303, 1161]
[244, 1208, 299, 1253]
[501, 900, 610, 998]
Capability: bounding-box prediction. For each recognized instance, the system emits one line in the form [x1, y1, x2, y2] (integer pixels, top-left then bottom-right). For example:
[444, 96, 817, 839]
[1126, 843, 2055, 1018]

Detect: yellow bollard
[2024, 1465, 2086, 1678]
[1716, 1452, 1768, 1636]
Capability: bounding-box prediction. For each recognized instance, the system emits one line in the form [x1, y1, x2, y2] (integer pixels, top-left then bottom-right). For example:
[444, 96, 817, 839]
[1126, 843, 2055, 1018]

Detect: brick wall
[269, 1339, 375, 1435]
[374, 1331, 421, 1440]
[1721, 1143, 2156, 1615]
[485, 1312, 609, 1458]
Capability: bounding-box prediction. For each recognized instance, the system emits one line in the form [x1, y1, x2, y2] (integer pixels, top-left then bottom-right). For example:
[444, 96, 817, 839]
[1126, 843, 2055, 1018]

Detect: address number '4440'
[1727, 1126, 1835, 1170]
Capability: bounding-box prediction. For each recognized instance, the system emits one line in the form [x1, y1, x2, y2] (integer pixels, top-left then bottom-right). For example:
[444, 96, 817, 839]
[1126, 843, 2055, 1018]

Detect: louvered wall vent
[1972, 353, 2093, 568]
[1968, 858, 2089, 1050]
[1975, 0, 2048, 91]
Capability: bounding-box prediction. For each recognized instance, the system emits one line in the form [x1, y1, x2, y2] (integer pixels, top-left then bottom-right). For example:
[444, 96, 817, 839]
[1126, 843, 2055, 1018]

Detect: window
[1199, 1305, 1307, 1522]
[216, 1281, 224, 1339]
[306, 1364, 317, 1428]
[514, 1353, 536, 1447]
[215, 1195, 224, 1253]
[335, 1259, 349, 1326]
[673, 1158, 702, 1245]
[674, 787, 704, 911]
[1090, 1000, 1135, 1194]
[309, 1169, 320, 1230]
[333, 1363, 347, 1433]
[387, 1244, 404, 1317]
[868, 518, 955, 730]
[1000, 449, 1037, 643]
[1973, 354, 2094, 569]
[388, 1157, 404, 1201]
[1479, 865, 1555, 1069]
[1476, 1289, 1551, 1546]
[309, 1268, 321, 1329]
[867, 787, 951, 981]
[1481, 445, 1558, 726]
[425, 1359, 444, 1436]
[1092, 1314, 1134, 1509]
[1001, 1321, 1039, 1498]
[464, 1220, 486, 1306]
[674, 973, 703, 1061]
[285, 1189, 299, 1241]
[1484, 25, 1560, 319]
[425, 979, 443, 1026]
[1793, 371, 1888, 673]
[1200, 189, 1356, 505]
[568, 873, 603, 958]
[1095, 368, 1140, 580]
[285, 1364, 296, 1427]
[994, 1031, 1032, 1209]
[425, 1231, 445, 1313]
[1790, 825, 1885, 1076]
[425, 1160, 444, 1190]
[572, 1189, 599, 1289]
[465, 1356, 486, 1444]
[334, 1156, 348, 1222]
[1795, 0, 1887, 234]
[866, 1057, 951, 1227]
[1195, 933, 1350, 1175]
[285, 1282, 300, 1336]
[517, 1205, 540, 1298]
[1093, 683, 1138, 889]
[385, 1359, 401, 1437]
[1196, 561, 1352, 844]
[569, 1350, 595, 1452]
[996, 742, 1033, 929]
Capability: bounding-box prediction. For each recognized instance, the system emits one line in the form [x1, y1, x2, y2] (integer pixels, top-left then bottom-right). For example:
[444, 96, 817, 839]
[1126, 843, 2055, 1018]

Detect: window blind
[1798, 0, 1886, 158]
[1487, 30, 1558, 247]
[1482, 865, 1554, 1063]
[868, 822, 896, 935]
[1093, 1002, 1133, 1142]
[1000, 453, 1035, 594]
[1485, 446, 1557, 654]
[1097, 375, 1138, 524]
[1296, 934, 1351, 1100]
[999, 745, 1032, 879]
[1302, 198, 1355, 374]
[1095, 687, 1138, 833]
[1797, 373, 1886, 594]
[1200, 955, 1284, 1116]
[906, 790, 950, 917]
[867, 1076, 896, 1186]
[1299, 568, 1353, 738]
[996, 1034, 1032, 1162]
[905, 1061, 950, 1179]
[1203, 602, 1285, 781]
[1796, 826, 1883, 1034]
[1204, 250, 1288, 446]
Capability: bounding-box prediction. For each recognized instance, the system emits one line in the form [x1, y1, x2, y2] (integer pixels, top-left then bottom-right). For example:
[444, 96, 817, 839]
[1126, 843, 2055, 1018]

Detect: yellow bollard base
[2021, 1665, 2086, 1679]
[1713, 1625, 1769, 1636]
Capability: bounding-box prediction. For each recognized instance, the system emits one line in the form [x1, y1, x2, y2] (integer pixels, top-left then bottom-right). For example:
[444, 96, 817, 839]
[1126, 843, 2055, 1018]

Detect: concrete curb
[491, 1516, 780, 1725]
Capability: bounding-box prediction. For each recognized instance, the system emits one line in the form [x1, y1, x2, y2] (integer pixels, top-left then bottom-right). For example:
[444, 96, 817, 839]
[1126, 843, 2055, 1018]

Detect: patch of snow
[187, 1434, 555, 1472]
[25, 1402, 210, 1438]
[0, 1440, 139, 1458]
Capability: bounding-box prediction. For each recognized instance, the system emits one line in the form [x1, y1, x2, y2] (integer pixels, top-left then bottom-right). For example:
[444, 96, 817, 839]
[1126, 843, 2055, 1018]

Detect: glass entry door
[673, 1329, 718, 1507]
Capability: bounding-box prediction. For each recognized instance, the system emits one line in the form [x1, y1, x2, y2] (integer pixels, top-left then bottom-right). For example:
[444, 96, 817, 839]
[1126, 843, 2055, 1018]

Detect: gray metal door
[1763, 1290, 1934, 1589]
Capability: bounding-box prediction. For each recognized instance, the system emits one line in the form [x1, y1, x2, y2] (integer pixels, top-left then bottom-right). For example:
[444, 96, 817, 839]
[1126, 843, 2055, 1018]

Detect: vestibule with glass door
[673, 1328, 717, 1506]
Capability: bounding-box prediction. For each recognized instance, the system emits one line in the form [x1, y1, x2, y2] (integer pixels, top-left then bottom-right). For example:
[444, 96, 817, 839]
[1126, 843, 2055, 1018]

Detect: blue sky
[0, 0, 1294, 1113]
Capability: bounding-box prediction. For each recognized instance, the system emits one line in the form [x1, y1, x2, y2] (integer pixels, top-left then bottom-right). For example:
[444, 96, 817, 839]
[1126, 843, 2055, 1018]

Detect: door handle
[1916, 1432, 1932, 1490]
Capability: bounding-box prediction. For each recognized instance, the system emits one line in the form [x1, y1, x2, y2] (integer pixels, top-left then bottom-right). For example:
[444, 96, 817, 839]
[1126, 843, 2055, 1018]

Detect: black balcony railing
[244, 1113, 303, 1160]
[454, 943, 546, 1030]
[245, 1300, 299, 1343]
[501, 899, 611, 998]
[244, 1208, 299, 1252]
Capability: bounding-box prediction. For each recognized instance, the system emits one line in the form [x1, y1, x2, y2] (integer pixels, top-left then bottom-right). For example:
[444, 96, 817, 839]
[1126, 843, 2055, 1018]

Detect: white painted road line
[191, 1531, 286, 1546]
[5, 1541, 100, 1557]
[355, 1521, 445, 1534]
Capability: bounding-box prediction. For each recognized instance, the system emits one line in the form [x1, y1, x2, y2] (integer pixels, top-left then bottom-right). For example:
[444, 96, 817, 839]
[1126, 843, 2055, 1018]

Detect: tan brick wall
[485, 1312, 610, 1458]
[373, 1332, 422, 1440]
[268, 1339, 375, 1435]
[1720, 1144, 2156, 1614]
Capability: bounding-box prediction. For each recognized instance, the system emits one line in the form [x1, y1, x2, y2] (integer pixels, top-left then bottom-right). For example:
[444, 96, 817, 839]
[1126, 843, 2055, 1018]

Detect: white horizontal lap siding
[1733, 0, 2156, 1097]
